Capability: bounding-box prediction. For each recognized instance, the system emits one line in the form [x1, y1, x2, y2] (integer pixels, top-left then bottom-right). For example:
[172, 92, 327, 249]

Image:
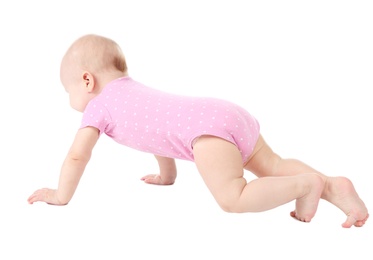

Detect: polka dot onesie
[80, 77, 260, 163]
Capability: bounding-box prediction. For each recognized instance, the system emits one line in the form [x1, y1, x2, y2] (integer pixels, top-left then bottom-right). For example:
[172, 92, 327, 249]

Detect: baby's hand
[140, 174, 175, 185]
[27, 188, 67, 206]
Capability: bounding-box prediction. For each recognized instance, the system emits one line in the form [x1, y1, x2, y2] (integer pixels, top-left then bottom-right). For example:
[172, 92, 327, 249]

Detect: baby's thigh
[193, 135, 246, 201]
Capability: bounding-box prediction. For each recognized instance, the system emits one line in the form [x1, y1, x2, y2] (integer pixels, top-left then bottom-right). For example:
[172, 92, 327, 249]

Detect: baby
[28, 34, 369, 228]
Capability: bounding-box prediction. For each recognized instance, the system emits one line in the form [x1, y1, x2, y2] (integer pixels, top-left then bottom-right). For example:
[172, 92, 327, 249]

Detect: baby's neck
[97, 70, 129, 90]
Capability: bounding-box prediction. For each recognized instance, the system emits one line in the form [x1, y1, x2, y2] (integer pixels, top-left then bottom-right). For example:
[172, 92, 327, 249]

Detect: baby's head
[60, 34, 128, 112]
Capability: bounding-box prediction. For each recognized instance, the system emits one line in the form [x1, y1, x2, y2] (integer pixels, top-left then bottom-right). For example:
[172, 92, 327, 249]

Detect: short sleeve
[80, 99, 111, 135]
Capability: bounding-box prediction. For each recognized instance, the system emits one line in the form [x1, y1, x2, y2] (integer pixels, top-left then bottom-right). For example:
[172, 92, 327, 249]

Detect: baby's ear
[82, 72, 95, 93]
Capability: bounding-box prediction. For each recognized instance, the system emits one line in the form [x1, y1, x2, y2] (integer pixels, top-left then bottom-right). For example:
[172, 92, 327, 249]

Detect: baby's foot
[290, 174, 324, 222]
[323, 176, 369, 228]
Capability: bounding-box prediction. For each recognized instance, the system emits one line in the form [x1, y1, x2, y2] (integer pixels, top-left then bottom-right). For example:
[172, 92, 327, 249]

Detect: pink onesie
[80, 77, 260, 163]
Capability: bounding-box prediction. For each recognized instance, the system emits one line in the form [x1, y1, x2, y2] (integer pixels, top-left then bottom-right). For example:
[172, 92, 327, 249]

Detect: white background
[1, 0, 372, 259]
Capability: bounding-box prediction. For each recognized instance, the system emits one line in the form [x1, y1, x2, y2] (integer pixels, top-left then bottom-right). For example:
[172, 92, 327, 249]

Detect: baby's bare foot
[290, 174, 324, 223]
[323, 176, 369, 228]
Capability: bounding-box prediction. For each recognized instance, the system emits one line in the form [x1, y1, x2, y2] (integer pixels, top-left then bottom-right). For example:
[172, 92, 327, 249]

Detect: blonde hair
[65, 34, 127, 74]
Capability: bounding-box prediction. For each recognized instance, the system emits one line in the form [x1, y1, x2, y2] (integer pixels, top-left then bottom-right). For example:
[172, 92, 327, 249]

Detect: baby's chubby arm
[28, 127, 99, 205]
[141, 155, 177, 185]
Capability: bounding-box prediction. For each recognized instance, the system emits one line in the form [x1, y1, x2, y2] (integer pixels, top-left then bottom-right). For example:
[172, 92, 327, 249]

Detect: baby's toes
[290, 211, 305, 222]
[342, 215, 357, 228]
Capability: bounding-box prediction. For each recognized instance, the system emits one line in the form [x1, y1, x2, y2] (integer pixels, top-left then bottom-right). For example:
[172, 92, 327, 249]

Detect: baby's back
[82, 77, 260, 162]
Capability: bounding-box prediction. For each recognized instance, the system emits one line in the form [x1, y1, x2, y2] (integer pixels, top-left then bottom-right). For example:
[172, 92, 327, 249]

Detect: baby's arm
[28, 127, 99, 205]
[141, 155, 177, 185]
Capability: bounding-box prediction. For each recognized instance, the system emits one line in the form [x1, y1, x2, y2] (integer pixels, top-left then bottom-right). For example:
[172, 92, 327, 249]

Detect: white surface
[1, 1, 372, 259]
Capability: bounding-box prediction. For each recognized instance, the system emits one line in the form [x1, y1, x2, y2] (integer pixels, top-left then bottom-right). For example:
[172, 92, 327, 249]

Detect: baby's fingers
[27, 188, 60, 205]
[140, 174, 156, 181]
[28, 189, 41, 204]
[141, 174, 161, 185]
[28, 188, 47, 204]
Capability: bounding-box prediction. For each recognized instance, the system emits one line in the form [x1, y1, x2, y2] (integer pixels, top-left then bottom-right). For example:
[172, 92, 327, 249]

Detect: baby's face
[63, 81, 88, 113]
[60, 61, 90, 113]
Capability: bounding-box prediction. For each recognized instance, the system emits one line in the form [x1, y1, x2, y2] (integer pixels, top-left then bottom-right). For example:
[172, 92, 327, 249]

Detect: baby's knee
[219, 203, 242, 213]
[215, 197, 246, 213]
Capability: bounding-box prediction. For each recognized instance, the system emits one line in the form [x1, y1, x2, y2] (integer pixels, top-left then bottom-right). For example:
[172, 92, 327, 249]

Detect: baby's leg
[244, 135, 369, 227]
[192, 135, 324, 222]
